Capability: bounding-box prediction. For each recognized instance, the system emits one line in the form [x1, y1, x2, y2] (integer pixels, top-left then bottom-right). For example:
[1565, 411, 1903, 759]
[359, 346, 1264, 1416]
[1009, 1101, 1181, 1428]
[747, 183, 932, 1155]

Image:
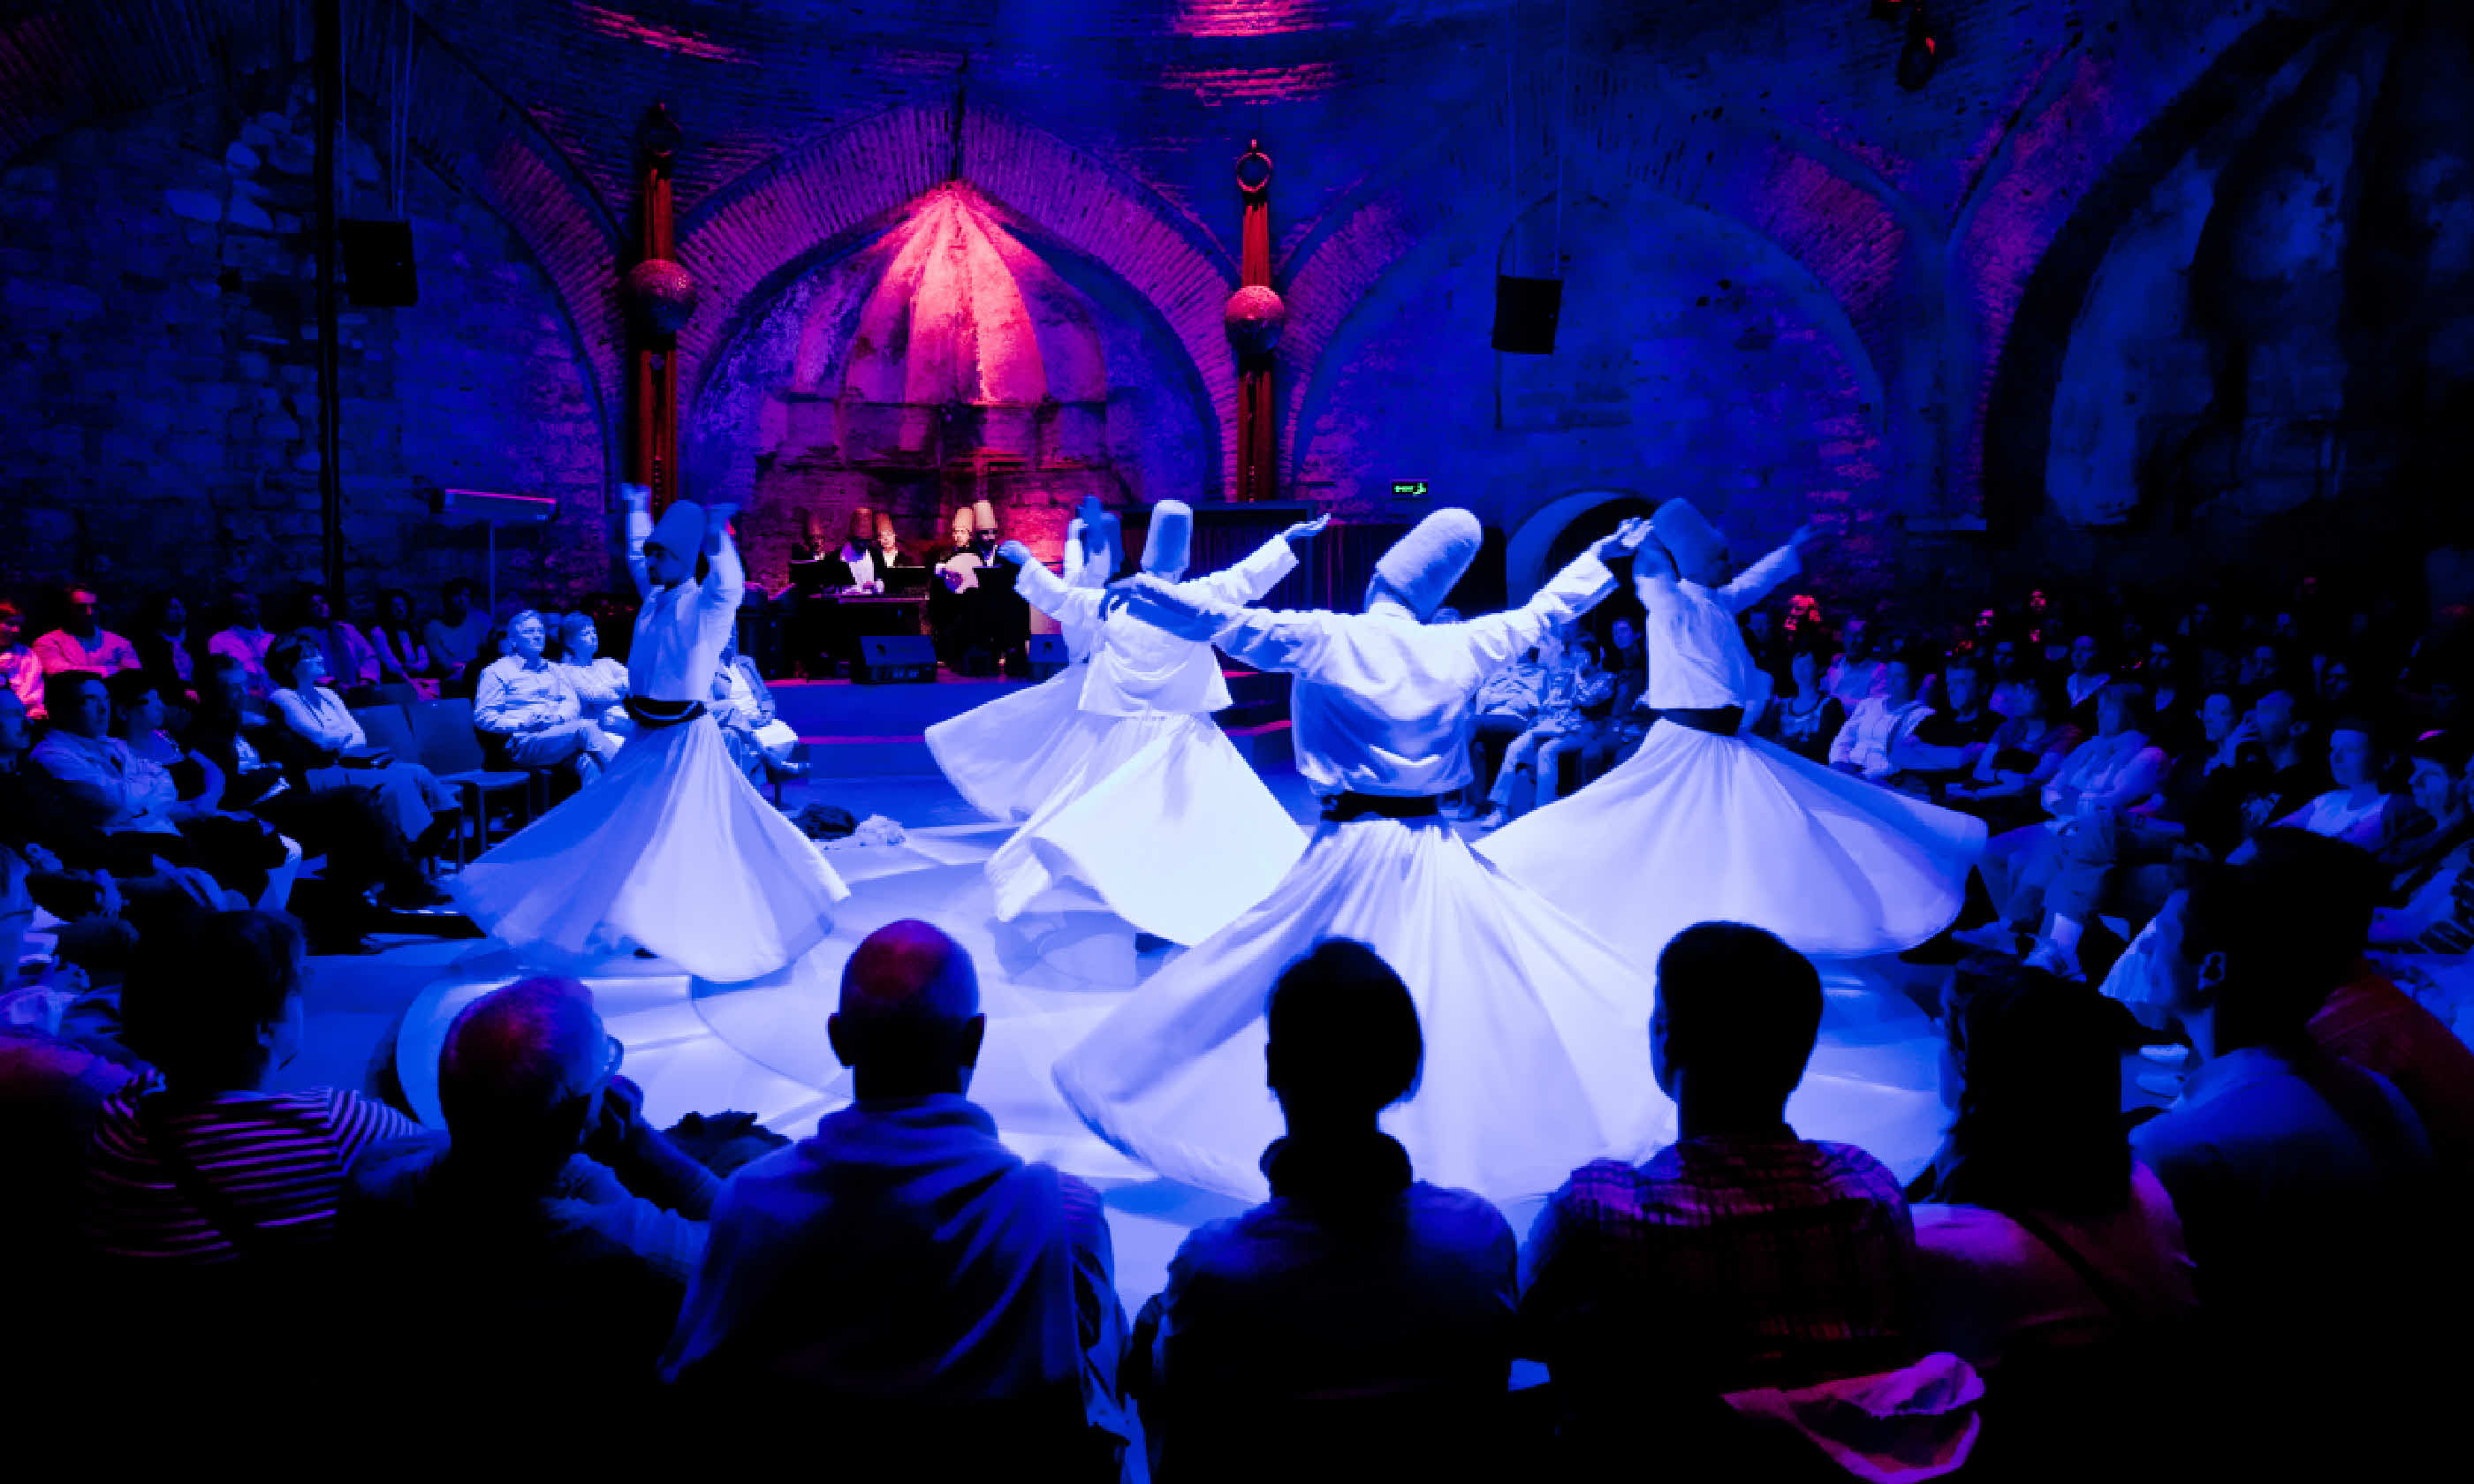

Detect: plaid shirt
[1520, 1131, 1916, 1394]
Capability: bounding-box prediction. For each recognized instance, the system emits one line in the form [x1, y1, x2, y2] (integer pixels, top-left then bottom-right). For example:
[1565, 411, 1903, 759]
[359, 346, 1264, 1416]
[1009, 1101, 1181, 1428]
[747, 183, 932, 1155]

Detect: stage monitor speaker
[856, 634, 938, 685]
[340, 219, 418, 307]
[1491, 274, 1562, 356]
[1026, 633, 1068, 682]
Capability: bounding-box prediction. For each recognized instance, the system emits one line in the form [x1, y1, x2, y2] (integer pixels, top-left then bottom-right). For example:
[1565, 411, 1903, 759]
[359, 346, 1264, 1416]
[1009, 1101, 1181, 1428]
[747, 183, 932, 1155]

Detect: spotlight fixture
[1896, 3, 1945, 91]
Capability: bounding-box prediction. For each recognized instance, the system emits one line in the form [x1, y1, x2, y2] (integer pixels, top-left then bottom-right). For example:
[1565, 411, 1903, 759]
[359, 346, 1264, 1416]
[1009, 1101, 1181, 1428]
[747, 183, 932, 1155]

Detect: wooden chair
[406, 697, 548, 852]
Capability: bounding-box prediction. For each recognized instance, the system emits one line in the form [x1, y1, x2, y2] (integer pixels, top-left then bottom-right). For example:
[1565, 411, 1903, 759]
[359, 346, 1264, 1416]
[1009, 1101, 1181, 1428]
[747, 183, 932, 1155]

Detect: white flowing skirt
[1480, 722, 1985, 965]
[1052, 814, 1675, 1202]
[449, 712, 849, 983]
[987, 710, 1304, 946]
[924, 662, 1111, 822]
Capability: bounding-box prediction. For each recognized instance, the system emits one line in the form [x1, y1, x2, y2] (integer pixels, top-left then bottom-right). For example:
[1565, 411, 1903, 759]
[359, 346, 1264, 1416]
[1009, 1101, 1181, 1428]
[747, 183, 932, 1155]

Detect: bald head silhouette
[828, 920, 984, 1101]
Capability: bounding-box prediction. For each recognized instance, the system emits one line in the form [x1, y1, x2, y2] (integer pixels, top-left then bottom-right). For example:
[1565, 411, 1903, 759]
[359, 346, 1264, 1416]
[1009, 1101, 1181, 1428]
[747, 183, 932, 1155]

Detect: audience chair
[350, 702, 473, 869]
[406, 697, 548, 850]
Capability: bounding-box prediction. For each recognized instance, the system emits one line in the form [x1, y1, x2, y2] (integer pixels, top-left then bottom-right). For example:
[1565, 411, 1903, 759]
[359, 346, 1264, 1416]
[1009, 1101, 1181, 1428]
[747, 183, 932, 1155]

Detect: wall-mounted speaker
[1491, 274, 1562, 356]
[339, 219, 418, 307]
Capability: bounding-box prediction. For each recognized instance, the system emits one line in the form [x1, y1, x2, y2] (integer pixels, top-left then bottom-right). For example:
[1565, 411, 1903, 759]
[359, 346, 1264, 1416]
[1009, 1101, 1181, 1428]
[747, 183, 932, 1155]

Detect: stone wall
[0, 70, 605, 629]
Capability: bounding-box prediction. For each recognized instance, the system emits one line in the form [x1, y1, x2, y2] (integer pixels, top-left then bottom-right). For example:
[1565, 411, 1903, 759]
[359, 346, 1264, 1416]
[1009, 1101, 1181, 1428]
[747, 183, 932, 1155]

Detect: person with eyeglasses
[342, 975, 720, 1391]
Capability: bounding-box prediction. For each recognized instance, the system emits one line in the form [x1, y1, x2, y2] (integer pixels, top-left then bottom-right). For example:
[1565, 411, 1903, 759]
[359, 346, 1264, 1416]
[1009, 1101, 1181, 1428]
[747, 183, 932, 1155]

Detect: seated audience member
[185, 652, 461, 944]
[28, 670, 282, 900]
[2139, 638, 2197, 751]
[290, 585, 379, 693]
[2130, 854, 2447, 1458]
[33, 583, 142, 682]
[1460, 636, 1548, 813]
[372, 587, 445, 693]
[1578, 615, 1653, 779]
[80, 909, 423, 1383]
[205, 590, 274, 698]
[132, 593, 197, 709]
[2231, 687, 2326, 833]
[2368, 732, 2474, 953]
[553, 612, 631, 731]
[1475, 626, 1612, 825]
[452, 618, 512, 700]
[2248, 830, 2474, 1186]
[2060, 632, 2111, 731]
[262, 632, 465, 846]
[710, 635, 801, 783]
[0, 599, 42, 717]
[1823, 616, 1884, 704]
[423, 578, 492, 678]
[1138, 940, 1516, 1479]
[1762, 641, 1846, 764]
[2234, 716, 2421, 862]
[1891, 656, 1999, 796]
[1522, 922, 1916, 1415]
[1949, 678, 2088, 830]
[1963, 684, 2167, 954]
[474, 610, 616, 776]
[1907, 962, 2197, 1382]
[345, 977, 717, 1391]
[1829, 650, 1932, 780]
[662, 920, 1130, 1464]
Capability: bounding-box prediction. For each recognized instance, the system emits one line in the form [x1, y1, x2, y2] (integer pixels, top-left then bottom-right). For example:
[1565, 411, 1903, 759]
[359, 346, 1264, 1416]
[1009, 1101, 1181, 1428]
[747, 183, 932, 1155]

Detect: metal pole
[314, 0, 345, 594]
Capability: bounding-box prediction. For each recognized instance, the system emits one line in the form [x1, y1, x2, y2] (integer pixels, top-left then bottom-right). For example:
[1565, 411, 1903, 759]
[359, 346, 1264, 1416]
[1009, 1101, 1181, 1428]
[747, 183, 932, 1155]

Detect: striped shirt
[83, 1073, 421, 1263]
[1521, 1132, 1916, 1393]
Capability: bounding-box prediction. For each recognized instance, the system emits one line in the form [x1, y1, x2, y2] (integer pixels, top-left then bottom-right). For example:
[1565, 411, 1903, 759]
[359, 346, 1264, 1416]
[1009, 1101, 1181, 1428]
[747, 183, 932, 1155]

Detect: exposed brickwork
[0, 71, 606, 614]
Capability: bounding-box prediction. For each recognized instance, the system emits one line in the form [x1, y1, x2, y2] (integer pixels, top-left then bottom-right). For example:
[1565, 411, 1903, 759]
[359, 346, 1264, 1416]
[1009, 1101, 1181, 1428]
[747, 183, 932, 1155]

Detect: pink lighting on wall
[568, 3, 752, 64]
[1160, 62, 1342, 105]
[1171, 2, 1341, 38]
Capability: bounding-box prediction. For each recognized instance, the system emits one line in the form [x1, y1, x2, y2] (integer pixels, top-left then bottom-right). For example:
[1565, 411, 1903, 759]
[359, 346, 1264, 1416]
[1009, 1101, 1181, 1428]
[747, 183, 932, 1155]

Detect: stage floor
[364, 766, 1955, 1315]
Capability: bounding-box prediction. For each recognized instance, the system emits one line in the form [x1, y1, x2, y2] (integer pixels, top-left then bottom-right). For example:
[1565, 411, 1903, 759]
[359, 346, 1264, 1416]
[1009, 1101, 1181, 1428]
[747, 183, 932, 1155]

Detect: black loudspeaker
[1491, 274, 1562, 356]
[1026, 633, 1068, 682]
[856, 634, 938, 684]
[339, 219, 418, 307]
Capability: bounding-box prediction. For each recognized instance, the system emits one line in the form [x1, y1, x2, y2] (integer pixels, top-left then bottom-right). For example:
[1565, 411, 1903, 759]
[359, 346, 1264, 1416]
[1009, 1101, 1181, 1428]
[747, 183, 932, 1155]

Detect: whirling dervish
[978, 499, 1320, 947]
[451, 484, 849, 983]
[1479, 499, 1984, 966]
[924, 496, 1122, 823]
[1051, 511, 1676, 1202]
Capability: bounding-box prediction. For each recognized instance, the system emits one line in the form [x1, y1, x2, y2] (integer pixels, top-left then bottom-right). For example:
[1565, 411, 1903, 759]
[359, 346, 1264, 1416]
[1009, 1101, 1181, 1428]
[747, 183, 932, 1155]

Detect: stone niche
[685, 182, 1213, 592]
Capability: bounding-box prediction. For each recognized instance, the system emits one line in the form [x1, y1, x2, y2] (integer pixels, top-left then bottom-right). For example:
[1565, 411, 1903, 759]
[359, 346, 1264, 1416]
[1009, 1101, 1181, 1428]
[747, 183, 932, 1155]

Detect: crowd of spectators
[10, 564, 2474, 1471]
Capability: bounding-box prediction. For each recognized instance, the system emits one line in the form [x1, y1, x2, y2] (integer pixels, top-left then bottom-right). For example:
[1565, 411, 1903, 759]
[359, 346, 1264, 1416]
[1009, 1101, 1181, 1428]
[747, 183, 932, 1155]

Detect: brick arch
[675, 104, 1238, 491]
[0, 0, 626, 469]
[1962, 4, 2349, 531]
[1274, 49, 1945, 509]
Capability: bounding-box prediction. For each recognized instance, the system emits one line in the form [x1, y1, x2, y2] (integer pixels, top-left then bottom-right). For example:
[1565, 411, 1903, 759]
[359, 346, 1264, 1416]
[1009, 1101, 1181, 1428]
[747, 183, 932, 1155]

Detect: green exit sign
[1391, 480, 1431, 498]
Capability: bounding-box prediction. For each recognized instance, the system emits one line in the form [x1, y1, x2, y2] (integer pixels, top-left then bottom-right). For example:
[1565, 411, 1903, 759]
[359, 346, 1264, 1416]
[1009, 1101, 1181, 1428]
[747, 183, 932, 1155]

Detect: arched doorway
[1504, 490, 1657, 597]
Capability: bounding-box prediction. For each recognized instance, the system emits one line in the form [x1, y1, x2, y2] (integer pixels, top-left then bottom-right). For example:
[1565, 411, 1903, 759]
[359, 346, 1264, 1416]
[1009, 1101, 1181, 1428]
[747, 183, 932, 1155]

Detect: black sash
[1322, 792, 1445, 822]
[1651, 706, 1744, 737]
[625, 696, 707, 729]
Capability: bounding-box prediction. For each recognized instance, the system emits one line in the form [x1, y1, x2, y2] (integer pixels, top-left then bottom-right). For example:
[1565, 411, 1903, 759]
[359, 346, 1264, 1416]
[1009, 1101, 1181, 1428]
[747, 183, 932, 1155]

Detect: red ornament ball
[625, 258, 701, 335]
[1224, 284, 1286, 357]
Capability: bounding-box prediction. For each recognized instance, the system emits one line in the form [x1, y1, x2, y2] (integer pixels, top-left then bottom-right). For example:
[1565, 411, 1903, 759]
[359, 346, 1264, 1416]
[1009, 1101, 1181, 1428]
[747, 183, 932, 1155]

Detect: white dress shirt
[1637, 545, 1800, 710]
[1198, 551, 1616, 797]
[626, 507, 744, 704]
[1015, 534, 1297, 718]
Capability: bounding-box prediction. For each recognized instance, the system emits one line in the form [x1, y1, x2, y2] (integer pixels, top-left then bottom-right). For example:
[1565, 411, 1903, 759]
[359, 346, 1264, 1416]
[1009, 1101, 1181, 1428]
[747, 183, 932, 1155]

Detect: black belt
[625, 697, 708, 729]
[1651, 706, 1743, 737]
[1322, 791, 1445, 822]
